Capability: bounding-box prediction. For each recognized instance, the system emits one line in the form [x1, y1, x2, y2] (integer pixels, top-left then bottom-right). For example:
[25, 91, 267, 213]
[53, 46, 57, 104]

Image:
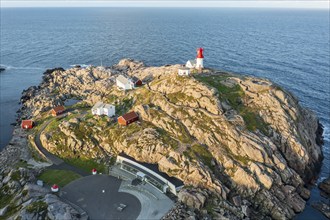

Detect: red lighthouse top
[196, 48, 204, 58]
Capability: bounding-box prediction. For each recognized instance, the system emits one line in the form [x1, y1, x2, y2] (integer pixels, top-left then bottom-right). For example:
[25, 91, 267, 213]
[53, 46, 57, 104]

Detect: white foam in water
[323, 125, 330, 142]
[0, 64, 44, 70]
[70, 64, 89, 68]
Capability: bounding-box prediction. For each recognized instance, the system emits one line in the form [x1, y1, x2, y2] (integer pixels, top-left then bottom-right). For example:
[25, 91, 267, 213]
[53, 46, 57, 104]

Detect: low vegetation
[184, 144, 214, 169]
[38, 169, 81, 187]
[195, 75, 269, 134]
[63, 158, 107, 174]
[26, 201, 48, 213]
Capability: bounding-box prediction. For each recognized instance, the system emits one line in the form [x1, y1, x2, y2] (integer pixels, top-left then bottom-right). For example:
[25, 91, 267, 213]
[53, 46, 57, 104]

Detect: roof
[187, 60, 196, 65]
[92, 101, 104, 110]
[118, 152, 184, 187]
[121, 111, 138, 121]
[178, 67, 190, 71]
[52, 106, 65, 113]
[21, 120, 33, 125]
[116, 75, 131, 85]
[131, 76, 140, 82]
[104, 104, 114, 109]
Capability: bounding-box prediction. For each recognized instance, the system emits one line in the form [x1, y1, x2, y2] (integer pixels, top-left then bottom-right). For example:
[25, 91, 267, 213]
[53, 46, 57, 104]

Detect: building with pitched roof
[51, 106, 65, 116]
[118, 111, 139, 126]
[116, 75, 134, 90]
[92, 102, 115, 117]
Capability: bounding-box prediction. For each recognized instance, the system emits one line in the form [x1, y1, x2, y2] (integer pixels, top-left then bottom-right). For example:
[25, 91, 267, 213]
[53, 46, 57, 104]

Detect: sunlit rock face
[19, 59, 323, 219]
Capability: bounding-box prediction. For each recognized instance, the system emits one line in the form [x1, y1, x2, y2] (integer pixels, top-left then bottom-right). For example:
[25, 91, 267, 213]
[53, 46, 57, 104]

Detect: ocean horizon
[0, 7, 329, 219]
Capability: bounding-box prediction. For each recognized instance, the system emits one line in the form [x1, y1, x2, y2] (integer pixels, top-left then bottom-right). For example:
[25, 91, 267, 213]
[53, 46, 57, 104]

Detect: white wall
[117, 156, 180, 195]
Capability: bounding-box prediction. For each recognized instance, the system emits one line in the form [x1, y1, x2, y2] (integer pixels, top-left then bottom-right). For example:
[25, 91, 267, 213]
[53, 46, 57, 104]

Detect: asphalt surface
[61, 175, 141, 220]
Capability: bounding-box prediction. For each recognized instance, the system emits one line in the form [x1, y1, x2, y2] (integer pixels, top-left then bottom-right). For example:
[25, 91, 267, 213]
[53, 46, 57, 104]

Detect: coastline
[0, 61, 328, 219]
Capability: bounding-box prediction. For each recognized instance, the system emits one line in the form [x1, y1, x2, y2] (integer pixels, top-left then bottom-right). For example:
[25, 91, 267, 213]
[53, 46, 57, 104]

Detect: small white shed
[116, 75, 134, 90]
[92, 102, 115, 117]
[186, 60, 196, 68]
[178, 67, 190, 76]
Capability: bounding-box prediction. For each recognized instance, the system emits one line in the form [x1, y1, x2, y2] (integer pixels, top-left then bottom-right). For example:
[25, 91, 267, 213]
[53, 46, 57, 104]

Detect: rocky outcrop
[319, 177, 330, 196]
[16, 59, 323, 219]
[0, 127, 85, 219]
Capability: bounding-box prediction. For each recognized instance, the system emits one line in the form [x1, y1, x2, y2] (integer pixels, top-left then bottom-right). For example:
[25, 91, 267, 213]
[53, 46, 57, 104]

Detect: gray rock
[319, 177, 330, 196]
[232, 195, 242, 206]
[0, 205, 8, 217]
[312, 201, 330, 219]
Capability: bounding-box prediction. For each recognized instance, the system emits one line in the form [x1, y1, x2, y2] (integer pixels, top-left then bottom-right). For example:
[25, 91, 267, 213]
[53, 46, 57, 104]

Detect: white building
[116, 153, 184, 196]
[178, 67, 190, 76]
[92, 102, 115, 117]
[185, 48, 204, 69]
[116, 75, 134, 90]
[196, 57, 203, 69]
[186, 60, 196, 69]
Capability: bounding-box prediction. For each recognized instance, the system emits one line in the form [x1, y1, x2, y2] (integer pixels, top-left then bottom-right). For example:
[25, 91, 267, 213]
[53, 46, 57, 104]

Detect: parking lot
[61, 175, 141, 219]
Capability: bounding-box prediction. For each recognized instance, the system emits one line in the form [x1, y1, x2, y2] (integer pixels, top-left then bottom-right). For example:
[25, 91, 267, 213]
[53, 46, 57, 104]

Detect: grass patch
[15, 160, 30, 168]
[38, 169, 81, 187]
[195, 75, 269, 134]
[63, 158, 107, 174]
[184, 144, 213, 168]
[0, 189, 14, 209]
[10, 170, 21, 181]
[26, 201, 48, 213]
[45, 118, 62, 132]
[0, 203, 21, 220]
[156, 127, 179, 150]
[167, 92, 195, 104]
[116, 98, 134, 116]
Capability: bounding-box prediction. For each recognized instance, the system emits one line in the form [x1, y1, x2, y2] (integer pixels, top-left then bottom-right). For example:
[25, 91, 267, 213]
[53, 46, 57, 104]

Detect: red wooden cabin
[118, 111, 139, 126]
[51, 106, 65, 116]
[21, 120, 34, 129]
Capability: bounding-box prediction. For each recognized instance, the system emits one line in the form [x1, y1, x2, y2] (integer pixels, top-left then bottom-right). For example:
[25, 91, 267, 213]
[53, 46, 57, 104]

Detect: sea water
[0, 8, 329, 219]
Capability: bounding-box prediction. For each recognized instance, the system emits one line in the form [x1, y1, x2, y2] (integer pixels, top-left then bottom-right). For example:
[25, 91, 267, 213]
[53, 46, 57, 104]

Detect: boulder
[319, 177, 330, 196]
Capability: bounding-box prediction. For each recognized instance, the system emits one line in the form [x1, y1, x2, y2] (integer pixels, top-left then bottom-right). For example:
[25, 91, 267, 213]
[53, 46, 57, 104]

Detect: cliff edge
[7, 59, 324, 219]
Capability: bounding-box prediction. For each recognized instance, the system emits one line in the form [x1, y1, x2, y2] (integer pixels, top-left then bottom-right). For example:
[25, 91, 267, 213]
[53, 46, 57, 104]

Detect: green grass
[45, 118, 62, 132]
[156, 127, 179, 150]
[184, 144, 214, 169]
[195, 75, 269, 134]
[10, 170, 21, 181]
[15, 160, 30, 168]
[63, 158, 107, 174]
[167, 92, 195, 104]
[26, 201, 48, 213]
[0, 203, 21, 220]
[116, 98, 134, 115]
[38, 169, 81, 187]
[0, 189, 14, 209]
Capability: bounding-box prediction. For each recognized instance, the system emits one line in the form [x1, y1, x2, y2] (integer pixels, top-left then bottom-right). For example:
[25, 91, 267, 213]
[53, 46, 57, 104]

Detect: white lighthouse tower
[196, 48, 204, 69]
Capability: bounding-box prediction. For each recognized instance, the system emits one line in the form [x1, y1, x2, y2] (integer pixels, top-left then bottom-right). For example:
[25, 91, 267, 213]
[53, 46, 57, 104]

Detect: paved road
[62, 175, 141, 220]
[34, 116, 89, 177]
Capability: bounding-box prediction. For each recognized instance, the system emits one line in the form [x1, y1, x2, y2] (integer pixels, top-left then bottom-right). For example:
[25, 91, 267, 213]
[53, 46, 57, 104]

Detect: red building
[21, 120, 34, 129]
[51, 106, 65, 116]
[118, 111, 139, 126]
[132, 76, 142, 87]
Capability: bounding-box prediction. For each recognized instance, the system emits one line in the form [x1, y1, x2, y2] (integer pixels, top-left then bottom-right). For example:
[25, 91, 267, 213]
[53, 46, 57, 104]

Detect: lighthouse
[196, 48, 204, 69]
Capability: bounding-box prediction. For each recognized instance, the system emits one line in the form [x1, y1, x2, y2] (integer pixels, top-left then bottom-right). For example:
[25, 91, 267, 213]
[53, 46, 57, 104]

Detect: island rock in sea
[1, 59, 324, 219]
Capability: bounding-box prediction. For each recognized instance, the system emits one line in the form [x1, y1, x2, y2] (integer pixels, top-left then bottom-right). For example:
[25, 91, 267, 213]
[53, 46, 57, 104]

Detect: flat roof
[118, 152, 184, 188]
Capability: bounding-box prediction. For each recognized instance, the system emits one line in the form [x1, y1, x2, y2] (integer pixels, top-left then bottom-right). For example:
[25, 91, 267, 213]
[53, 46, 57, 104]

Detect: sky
[0, 0, 329, 8]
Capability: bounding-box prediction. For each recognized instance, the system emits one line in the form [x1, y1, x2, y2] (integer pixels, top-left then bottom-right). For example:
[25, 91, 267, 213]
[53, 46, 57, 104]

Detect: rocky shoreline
[1, 59, 327, 219]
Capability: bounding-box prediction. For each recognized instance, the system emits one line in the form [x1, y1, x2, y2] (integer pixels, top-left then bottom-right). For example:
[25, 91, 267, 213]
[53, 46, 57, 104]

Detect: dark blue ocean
[0, 8, 329, 219]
